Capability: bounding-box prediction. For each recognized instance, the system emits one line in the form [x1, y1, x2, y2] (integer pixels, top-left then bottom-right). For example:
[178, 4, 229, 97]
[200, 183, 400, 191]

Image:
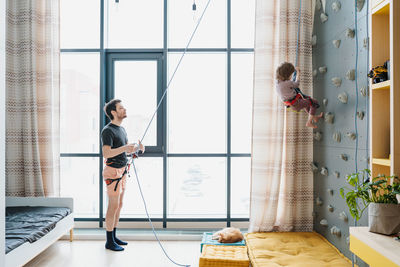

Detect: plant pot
[368, 203, 400, 235]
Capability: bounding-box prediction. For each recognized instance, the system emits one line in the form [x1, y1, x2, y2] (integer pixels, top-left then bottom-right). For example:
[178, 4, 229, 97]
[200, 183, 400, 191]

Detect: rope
[292, 0, 302, 81]
[140, 0, 211, 144]
[125, 1, 212, 266]
[353, 1, 361, 266]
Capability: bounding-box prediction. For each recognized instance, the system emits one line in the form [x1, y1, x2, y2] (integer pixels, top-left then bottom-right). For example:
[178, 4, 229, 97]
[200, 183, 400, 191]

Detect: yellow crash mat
[245, 232, 352, 267]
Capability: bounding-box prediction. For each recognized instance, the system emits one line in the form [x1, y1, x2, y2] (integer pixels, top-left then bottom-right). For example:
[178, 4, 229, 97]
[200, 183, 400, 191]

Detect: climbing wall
[312, 0, 369, 265]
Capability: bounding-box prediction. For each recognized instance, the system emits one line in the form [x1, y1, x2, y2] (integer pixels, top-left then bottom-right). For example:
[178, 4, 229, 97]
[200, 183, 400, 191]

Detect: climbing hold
[320, 219, 328, 226]
[341, 154, 348, 161]
[316, 0, 322, 11]
[311, 162, 319, 173]
[346, 69, 356, 81]
[332, 77, 342, 87]
[321, 13, 328, 23]
[313, 69, 318, 77]
[325, 112, 335, 124]
[357, 111, 365, 120]
[346, 132, 357, 141]
[357, 0, 365, 12]
[333, 131, 341, 143]
[313, 131, 322, 141]
[319, 66, 327, 74]
[332, 39, 341, 48]
[312, 35, 317, 46]
[330, 226, 341, 237]
[339, 211, 348, 222]
[321, 167, 328, 176]
[327, 189, 333, 196]
[328, 205, 334, 212]
[363, 37, 369, 49]
[316, 197, 323, 206]
[360, 86, 368, 97]
[323, 98, 328, 107]
[338, 92, 348, 104]
[332, 1, 341, 12]
[334, 171, 340, 178]
[346, 28, 355, 39]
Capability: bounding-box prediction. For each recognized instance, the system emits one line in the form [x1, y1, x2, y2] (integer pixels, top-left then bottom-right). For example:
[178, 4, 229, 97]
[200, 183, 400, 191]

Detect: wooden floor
[25, 240, 202, 267]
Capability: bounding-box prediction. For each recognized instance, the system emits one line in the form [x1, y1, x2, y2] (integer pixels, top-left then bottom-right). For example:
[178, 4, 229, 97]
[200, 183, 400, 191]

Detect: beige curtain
[249, 0, 314, 232]
[6, 0, 60, 197]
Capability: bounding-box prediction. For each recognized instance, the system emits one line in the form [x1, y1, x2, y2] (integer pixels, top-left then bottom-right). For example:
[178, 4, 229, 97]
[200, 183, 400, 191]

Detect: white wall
[0, 0, 6, 265]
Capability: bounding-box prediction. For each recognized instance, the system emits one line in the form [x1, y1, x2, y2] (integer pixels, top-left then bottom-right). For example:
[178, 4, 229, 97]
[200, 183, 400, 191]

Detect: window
[60, 0, 255, 227]
[168, 53, 226, 153]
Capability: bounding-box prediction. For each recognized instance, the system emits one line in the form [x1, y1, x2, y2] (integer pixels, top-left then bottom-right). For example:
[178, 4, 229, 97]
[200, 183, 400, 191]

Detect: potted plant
[340, 169, 400, 235]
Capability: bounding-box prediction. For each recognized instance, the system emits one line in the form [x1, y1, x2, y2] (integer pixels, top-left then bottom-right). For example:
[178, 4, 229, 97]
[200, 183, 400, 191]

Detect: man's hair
[104, 99, 121, 120]
[276, 62, 295, 81]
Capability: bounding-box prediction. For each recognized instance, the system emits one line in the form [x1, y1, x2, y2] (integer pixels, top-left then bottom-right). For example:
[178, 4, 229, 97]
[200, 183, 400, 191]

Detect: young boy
[275, 62, 323, 128]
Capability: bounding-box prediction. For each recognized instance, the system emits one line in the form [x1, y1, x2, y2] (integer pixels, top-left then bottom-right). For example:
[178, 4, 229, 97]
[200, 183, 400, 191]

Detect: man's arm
[102, 144, 136, 159]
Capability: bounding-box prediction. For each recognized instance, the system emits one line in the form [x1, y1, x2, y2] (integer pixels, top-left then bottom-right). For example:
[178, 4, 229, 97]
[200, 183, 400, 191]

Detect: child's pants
[291, 98, 319, 115]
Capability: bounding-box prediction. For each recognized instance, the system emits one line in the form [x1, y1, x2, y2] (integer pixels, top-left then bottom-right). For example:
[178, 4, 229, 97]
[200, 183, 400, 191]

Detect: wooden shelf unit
[350, 227, 400, 267]
[371, 80, 390, 90]
[372, 157, 391, 167]
[370, 0, 400, 178]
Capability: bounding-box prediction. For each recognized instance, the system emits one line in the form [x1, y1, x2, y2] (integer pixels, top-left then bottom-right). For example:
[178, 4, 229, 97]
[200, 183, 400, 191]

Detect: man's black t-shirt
[101, 123, 128, 168]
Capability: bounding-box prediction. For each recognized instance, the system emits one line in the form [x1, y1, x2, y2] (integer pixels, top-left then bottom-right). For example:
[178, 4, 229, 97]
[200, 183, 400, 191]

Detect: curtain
[6, 0, 60, 197]
[249, 0, 314, 232]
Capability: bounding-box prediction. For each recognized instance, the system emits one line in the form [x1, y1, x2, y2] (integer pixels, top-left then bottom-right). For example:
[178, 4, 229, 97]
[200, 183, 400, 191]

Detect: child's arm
[295, 67, 300, 83]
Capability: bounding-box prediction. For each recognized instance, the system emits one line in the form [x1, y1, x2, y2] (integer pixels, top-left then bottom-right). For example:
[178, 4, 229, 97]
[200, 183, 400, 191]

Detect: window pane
[106, 0, 163, 48]
[168, 53, 226, 153]
[60, 0, 100, 48]
[231, 157, 250, 218]
[60, 157, 99, 218]
[168, 0, 226, 48]
[60, 53, 100, 153]
[231, 53, 254, 153]
[168, 157, 226, 218]
[102, 158, 163, 218]
[114, 60, 158, 146]
[231, 0, 255, 48]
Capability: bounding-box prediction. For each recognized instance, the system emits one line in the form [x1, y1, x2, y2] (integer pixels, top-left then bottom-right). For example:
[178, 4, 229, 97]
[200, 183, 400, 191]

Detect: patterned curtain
[6, 0, 60, 197]
[249, 0, 314, 232]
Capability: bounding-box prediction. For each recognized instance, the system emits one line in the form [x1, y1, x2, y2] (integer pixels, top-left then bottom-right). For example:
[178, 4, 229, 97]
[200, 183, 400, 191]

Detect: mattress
[246, 232, 353, 267]
[6, 206, 71, 254]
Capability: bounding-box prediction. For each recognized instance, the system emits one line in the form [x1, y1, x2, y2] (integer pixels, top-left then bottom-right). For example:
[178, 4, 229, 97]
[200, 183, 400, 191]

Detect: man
[101, 99, 145, 251]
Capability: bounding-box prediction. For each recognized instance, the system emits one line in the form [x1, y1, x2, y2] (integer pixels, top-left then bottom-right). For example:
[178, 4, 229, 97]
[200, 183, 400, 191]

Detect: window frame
[106, 52, 165, 154]
[60, 0, 253, 228]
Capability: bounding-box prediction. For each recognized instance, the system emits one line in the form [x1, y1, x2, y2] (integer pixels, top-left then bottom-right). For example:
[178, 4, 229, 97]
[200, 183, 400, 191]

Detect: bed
[5, 197, 74, 267]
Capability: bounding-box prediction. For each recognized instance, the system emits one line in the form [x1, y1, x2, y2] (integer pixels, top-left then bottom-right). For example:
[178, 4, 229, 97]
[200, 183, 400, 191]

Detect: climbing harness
[283, 92, 320, 110]
[104, 152, 138, 191]
[111, 1, 212, 266]
[104, 164, 130, 192]
[283, 93, 303, 107]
